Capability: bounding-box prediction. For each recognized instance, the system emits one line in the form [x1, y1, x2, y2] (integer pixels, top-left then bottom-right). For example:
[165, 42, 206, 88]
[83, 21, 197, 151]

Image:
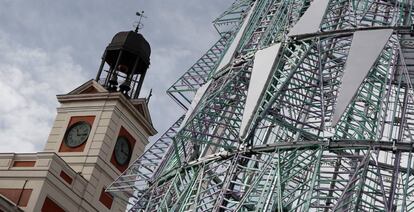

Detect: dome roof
[106, 31, 151, 65]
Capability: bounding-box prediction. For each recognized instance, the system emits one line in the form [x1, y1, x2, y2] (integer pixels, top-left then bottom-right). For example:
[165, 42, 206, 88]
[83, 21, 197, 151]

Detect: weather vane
[134, 11, 147, 33]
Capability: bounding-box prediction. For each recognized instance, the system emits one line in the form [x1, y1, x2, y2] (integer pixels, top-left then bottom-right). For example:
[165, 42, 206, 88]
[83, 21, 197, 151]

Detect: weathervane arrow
[134, 11, 147, 33]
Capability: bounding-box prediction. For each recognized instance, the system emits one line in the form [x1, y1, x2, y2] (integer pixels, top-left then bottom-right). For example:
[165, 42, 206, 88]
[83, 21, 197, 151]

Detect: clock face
[114, 137, 131, 166]
[65, 121, 91, 148]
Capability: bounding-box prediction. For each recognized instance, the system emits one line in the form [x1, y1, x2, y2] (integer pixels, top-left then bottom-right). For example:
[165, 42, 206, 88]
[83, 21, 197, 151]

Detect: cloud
[0, 0, 233, 152]
[0, 32, 86, 152]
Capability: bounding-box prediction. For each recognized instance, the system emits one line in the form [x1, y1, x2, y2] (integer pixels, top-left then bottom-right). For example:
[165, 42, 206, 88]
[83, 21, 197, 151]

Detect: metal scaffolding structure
[107, 0, 414, 211]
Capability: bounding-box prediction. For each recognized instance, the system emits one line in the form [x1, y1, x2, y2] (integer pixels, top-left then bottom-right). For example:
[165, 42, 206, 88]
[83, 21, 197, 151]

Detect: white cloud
[0, 32, 86, 152]
[0, 0, 233, 152]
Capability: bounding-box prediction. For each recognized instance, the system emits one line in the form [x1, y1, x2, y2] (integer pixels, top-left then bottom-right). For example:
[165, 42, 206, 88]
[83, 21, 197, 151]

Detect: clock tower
[0, 30, 157, 212]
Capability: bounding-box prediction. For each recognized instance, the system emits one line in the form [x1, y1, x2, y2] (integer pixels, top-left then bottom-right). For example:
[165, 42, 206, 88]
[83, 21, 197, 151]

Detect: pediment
[68, 79, 108, 95]
[61, 80, 156, 136]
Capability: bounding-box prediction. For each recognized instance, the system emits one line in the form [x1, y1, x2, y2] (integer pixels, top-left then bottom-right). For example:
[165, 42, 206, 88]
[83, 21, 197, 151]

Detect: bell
[117, 64, 129, 73]
[108, 72, 118, 91]
[120, 79, 131, 96]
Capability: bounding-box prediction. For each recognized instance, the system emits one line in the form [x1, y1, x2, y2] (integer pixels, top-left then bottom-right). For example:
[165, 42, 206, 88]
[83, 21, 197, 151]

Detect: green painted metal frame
[108, 0, 414, 211]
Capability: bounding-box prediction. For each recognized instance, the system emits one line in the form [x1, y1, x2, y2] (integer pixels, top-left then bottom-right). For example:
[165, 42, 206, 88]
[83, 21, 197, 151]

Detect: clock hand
[121, 148, 128, 155]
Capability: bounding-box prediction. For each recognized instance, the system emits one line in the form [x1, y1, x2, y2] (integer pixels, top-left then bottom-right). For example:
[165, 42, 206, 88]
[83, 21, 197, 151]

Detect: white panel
[240, 43, 281, 138]
[332, 29, 393, 125]
[180, 80, 212, 129]
[216, 2, 257, 71]
[288, 0, 330, 37]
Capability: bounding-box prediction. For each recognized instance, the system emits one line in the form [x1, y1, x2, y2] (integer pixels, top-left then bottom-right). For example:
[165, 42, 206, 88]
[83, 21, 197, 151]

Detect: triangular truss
[108, 0, 414, 211]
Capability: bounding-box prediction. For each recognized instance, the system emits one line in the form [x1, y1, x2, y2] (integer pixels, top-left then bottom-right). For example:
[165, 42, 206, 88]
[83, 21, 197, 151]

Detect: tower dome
[96, 30, 151, 99]
[105, 31, 150, 74]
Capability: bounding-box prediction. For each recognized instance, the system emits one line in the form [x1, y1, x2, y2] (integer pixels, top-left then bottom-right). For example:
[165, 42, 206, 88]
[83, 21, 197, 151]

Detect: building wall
[44, 94, 150, 179]
[0, 152, 128, 211]
[0, 86, 155, 211]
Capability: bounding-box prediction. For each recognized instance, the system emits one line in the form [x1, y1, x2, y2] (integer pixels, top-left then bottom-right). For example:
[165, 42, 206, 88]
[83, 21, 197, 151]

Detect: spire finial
[134, 11, 147, 33]
[146, 89, 153, 105]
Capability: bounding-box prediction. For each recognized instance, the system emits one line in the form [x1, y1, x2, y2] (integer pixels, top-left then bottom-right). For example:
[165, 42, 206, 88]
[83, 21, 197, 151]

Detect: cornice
[57, 92, 157, 136]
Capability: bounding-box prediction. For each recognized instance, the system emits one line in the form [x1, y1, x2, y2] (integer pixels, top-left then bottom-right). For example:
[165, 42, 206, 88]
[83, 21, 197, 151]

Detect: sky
[0, 0, 233, 152]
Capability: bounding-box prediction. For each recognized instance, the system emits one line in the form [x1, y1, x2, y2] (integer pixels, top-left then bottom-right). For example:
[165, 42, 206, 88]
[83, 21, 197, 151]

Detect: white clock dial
[65, 121, 91, 148]
[114, 137, 131, 165]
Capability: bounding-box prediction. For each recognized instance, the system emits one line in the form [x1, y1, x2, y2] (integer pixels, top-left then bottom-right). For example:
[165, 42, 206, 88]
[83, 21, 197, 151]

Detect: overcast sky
[0, 0, 232, 152]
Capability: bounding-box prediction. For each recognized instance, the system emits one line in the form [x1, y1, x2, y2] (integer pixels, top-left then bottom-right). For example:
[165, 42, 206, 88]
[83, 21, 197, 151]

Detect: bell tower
[39, 29, 157, 211]
[96, 30, 151, 98]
